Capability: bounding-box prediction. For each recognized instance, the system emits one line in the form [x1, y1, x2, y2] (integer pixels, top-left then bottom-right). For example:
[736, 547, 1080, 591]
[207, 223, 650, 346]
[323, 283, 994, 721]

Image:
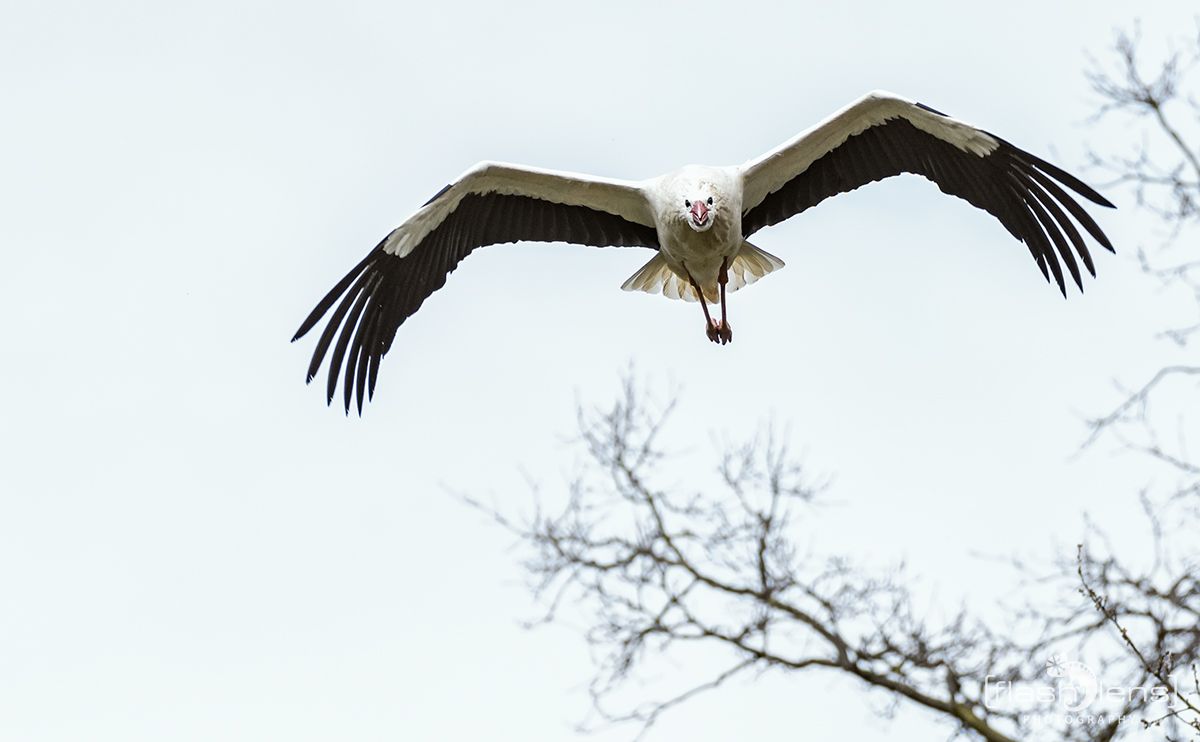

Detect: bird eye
[707, 197, 713, 205]
[684, 200, 691, 208]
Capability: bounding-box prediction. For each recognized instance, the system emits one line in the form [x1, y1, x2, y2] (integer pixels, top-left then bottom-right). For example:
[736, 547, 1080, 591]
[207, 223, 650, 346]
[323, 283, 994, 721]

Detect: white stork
[293, 91, 1115, 413]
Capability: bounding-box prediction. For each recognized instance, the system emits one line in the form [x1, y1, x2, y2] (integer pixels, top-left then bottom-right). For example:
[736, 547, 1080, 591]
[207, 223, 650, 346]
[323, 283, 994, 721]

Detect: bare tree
[469, 377, 1194, 741]
[1072, 21, 1200, 740]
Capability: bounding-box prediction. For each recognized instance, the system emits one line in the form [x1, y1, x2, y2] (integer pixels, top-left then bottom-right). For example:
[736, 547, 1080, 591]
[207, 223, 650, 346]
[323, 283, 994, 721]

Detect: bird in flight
[293, 90, 1115, 413]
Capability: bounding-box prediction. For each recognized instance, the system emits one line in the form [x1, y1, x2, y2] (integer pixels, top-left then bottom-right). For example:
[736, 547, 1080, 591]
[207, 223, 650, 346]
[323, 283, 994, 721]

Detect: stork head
[681, 191, 716, 232]
[665, 168, 732, 234]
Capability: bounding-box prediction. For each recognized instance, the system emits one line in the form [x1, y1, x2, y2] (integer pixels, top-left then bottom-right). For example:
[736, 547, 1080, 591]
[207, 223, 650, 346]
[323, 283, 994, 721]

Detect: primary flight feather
[293, 90, 1116, 413]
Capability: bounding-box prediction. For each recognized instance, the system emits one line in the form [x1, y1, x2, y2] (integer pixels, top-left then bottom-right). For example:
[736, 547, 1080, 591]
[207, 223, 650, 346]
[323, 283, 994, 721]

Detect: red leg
[717, 256, 733, 345]
[683, 264, 721, 343]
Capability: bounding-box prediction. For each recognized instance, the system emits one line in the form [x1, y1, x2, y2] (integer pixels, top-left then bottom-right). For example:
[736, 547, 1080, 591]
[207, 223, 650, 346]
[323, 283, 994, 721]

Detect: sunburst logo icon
[1045, 654, 1099, 711]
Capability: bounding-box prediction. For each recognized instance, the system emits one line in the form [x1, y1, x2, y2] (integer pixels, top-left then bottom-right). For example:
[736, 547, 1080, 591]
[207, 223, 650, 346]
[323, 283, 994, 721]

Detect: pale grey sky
[2, 1, 1196, 740]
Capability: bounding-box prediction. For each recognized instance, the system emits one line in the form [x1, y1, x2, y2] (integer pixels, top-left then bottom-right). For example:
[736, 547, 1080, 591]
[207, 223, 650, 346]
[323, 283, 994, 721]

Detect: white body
[640, 165, 746, 302]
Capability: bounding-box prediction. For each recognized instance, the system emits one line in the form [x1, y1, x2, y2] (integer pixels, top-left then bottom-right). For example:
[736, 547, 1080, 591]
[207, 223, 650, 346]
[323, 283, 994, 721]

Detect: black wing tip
[320, 392, 364, 416]
[317, 384, 366, 415]
[1002, 139, 1117, 210]
[1046, 269, 1067, 298]
[1043, 262, 1083, 298]
[1035, 269, 1072, 299]
[292, 321, 318, 343]
[914, 101, 950, 117]
[341, 391, 364, 416]
[1008, 144, 1119, 264]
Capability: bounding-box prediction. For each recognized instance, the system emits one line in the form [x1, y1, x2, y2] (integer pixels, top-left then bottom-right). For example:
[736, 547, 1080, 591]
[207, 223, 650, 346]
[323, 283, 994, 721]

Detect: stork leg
[717, 256, 733, 345]
[683, 264, 721, 344]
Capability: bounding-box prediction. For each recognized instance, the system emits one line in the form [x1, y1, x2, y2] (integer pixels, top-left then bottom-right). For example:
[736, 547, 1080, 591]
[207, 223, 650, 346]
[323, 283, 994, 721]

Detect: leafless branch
[469, 377, 1200, 741]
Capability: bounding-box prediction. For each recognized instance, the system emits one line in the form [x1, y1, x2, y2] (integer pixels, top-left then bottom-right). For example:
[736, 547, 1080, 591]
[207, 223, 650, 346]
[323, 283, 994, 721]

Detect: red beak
[690, 201, 709, 223]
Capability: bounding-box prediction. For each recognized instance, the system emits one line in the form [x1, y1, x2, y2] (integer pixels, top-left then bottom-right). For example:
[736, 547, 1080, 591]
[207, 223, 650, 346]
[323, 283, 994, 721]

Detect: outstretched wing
[293, 162, 658, 413]
[740, 90, 1114, 293]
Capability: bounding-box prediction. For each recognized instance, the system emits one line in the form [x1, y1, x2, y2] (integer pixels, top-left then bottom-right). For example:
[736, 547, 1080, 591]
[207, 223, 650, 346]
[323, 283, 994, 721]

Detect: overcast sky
[3, 1, 1197, 740]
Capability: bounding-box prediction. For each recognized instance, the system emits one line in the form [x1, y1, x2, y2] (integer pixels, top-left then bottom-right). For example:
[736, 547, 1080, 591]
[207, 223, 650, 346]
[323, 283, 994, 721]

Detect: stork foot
[718, 320, 733, 345]
[705, 319, 733, 345]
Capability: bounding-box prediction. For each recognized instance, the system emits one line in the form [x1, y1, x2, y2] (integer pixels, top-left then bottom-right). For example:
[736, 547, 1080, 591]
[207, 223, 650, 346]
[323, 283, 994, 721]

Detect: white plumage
[294, 90, 1115, 413]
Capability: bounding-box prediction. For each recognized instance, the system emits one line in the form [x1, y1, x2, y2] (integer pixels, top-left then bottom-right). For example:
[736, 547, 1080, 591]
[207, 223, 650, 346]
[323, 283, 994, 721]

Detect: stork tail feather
[620, 242, 785, 303]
